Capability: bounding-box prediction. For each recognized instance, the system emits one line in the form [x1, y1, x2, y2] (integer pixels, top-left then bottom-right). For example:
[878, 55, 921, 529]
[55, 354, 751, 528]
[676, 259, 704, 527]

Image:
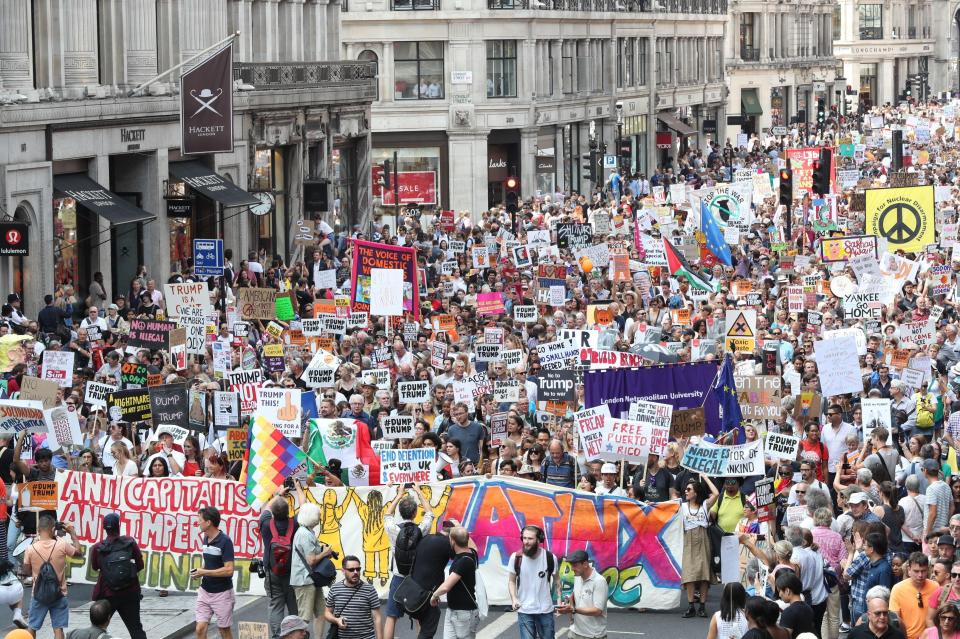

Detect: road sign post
[194, 239, 225, 277]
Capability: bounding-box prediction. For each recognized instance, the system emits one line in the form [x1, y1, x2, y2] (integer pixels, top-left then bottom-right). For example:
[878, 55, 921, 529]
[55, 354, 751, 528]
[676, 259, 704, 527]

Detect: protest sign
[537, 370, 577, 402]
[262, 343, 285, 373]
[865, 186, 935, 253]
[900, 367, 925, 392]
[764, 433, 800, 460]
[601, 416, 670, 461]
[149, 383, 189, 430]
[361, 368, 391, 390]
[556, 223, 593, 250]
[302, 350, 341, 388]
[502, 349, 524, 369]
[121, 362, 148, 386]
[127, 319, 175, 351]
[164, 282, 213, 318]
[477, 292, 505, 315]
[862, 397, 893, 444]
[755, 478, 775, 522]
[733, 376, 782, 419]
[44, 405, 82, 449]
[578, 348, 644, 369]
[370, 268, 404, 317]
[107, 389, 152, 423]
[84, 381, 117, 409]
[536, 338, 578, 370]
[575, 405, 610, 459]
[670, 407, 705, 439]
[380, 448, 435, 483]
[475, 344, 500, 362]
[20, 376, 60, 409]
[214, 391, 240, 428]
[819, 235, 879, 262]
[254, 388, 301, 438]
[494, 379, 520, 403]
[724, 309, 756, 352]
[382, 415, 416, 440]
[899, 320, 935, 348]
[489, 412, 509, 447]
[41, 351, 75, 388]
[351, 240, 421, 320]
[237, 288, 277, 321]
[226, 428, 247, 462]
[347, 312, 369, 329]
[398, 381, 430, 405]
[179, 306, 208, 356]
[229, 368, 264, 414]
[681, 440, 763, 476]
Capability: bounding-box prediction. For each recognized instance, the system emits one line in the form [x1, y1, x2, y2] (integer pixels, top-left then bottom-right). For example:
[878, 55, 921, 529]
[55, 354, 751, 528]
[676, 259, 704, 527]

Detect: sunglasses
[343, 567, 361, 573]
[918, 592, 925, 608]
[795, 490, 806, 495]
[951, 573, 960, 579]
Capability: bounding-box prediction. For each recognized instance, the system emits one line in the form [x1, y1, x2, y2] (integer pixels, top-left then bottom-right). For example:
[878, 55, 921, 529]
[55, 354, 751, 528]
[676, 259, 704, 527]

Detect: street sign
[194, 238, 224, 277]
[603, 155, 617, 169]
[772, 126, 788, 136]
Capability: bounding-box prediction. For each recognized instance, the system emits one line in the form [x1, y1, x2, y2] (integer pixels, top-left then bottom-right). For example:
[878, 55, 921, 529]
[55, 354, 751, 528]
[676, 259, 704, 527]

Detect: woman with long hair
[205, 452, 235, 480]
[111, 441, 139, 477]
[680, 476, 719, 618]
[925, 602, 960, 639]
[742, 596, 790, 639]
[181, 436, 204, 477]
[77, 449, 104, 474]
[706, 582, 748, 639]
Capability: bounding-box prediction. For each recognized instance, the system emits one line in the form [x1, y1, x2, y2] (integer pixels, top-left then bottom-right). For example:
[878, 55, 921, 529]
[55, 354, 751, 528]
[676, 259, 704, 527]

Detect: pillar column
[63, 0, 99, 95]
[252, 0, 280, 62]
[520, 39, 536, 99]
[646, 35, 657, 172]
[150, 148, 172, 284]
[180, 0, 228, 62]
[89, 156, 113, 299]
[552, 40, 563, 97]
[279, 0, 306, 61]
[448, 131, 490, 219]
[229, 0, 255, 62]
[326, 0, 341, 60]
[555, 126, 565, 192]
[156, 0, 181, 75]
[520, 127, 538, 199]
[0, 0, 33, 90]
[305, 0, 330, 62]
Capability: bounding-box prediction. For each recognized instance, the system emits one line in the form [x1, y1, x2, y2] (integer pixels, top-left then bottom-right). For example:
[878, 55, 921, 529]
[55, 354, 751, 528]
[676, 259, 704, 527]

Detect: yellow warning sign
[725, 309, 756, 352]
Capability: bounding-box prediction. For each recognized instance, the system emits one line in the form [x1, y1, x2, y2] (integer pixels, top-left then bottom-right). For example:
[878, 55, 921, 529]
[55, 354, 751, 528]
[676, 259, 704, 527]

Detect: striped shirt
[326, 580, 380, 639]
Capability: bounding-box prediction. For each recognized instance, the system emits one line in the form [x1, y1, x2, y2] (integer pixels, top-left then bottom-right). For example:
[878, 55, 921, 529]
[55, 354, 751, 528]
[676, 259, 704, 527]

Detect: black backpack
[34, 545, 63, 605]
[513, 550, 555, 583]
[100, 538, 137, 590]
[394, 522, 423, 576]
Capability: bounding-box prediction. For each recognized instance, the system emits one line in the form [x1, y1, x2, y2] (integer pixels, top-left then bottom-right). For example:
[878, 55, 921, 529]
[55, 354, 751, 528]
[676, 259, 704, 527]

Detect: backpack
[513, 549, 556, 585]
[100, 537, 137, 590]
[268, 519, 294, 577]
[916, 394, 935, 428]
[394, 522, 423, 576]
[869, 452, 894, 484]
[34, 544, 63, 605]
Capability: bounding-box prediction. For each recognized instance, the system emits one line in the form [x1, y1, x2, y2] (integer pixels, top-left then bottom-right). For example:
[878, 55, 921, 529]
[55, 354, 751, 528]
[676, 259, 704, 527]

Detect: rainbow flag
[244, 416, 306, 510]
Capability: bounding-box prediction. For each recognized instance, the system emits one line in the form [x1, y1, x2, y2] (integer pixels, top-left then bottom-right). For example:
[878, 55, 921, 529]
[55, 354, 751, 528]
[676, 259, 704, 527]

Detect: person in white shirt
[508, 525, 559, 638]
[788, 460, 830, 505]
[554, 549, 608, 639]
[820, 404, 857, 480]
[96, 423, 134, 471]
[595, 463, 627, 497]
[80, 306, 108, 332]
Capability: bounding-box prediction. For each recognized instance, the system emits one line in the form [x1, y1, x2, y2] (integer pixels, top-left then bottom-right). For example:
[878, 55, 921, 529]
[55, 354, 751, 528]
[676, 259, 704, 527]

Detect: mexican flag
[663, 237, 719, 293]
[304, 418, 381, 486]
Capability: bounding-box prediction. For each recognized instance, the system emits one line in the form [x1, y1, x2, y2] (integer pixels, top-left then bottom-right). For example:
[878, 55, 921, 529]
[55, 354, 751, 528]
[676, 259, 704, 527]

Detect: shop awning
[656, 113, 697, 136]
[53, 174, 155, 226]
[741, 89, 763, 116]
[169, 161, 260, 208]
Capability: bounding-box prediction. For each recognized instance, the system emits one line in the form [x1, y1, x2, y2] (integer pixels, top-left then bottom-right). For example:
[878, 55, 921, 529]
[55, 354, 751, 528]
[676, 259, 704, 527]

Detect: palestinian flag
[304, 418, 381, 486]
[664, 237, 719, 292]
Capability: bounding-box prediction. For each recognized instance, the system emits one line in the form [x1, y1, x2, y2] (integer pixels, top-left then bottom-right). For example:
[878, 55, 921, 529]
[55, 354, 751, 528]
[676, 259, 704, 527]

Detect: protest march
[11, 98, 960, 639]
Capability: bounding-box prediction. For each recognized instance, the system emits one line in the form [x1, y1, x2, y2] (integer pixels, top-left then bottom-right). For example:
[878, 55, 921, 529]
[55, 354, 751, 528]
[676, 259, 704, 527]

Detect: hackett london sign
[180, 44, 234, 155]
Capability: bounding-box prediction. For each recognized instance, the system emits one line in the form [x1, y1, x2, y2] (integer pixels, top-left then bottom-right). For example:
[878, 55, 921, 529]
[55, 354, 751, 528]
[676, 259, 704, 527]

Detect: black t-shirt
[410, 533, 453, 590]
[780, 601, 816, 638]
[446, 550, 477, 611]
[258, 511, 298, 571]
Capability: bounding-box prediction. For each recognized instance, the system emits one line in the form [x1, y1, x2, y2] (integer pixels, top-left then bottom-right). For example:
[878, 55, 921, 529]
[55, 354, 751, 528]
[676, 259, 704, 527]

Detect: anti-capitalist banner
[351, 240, 421, 321]
[56, 472, 681, 610]
[584, 362, 722, 435]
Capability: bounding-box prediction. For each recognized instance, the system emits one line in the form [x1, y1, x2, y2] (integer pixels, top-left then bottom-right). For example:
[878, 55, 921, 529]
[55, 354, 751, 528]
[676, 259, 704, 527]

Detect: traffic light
[581, 153, 597, 183]
[816, 99, 826, 126]
[504, 176, 520, 213]
[779, 168, 793, 207]
[812, 147, 832, 196]
[379, 160, 391, 190]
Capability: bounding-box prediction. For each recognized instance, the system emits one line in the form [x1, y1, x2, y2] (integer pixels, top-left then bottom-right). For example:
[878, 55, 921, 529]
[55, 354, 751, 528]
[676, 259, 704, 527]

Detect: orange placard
[671, 308, 691, 326]
[545, 401, 569, 416]
[317, 337, 335, 353]
[313, 299, 336, 316]
[889, 348, 911, 370]
[147, 373, 163, 387]
[435, 314, 459, 342]
[733, 280, 753, 297]
[20, 481, 58, 511]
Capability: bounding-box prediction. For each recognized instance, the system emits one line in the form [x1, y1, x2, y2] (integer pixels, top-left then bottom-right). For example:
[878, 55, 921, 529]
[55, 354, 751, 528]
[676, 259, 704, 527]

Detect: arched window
[358, 50, 379, 101]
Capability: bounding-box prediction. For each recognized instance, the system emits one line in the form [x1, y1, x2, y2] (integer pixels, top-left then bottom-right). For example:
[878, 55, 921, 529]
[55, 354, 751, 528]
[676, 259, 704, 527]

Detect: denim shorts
[384, 574, 407, 618]
[28, 593, 69, 630]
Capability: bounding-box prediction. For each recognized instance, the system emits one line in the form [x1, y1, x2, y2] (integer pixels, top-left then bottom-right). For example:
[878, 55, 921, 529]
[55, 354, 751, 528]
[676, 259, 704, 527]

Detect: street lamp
[615, 100, 624, 176]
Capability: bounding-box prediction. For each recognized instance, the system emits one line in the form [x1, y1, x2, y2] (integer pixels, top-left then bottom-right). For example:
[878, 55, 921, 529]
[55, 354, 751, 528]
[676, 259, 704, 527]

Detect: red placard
[785, 147, 837, 197]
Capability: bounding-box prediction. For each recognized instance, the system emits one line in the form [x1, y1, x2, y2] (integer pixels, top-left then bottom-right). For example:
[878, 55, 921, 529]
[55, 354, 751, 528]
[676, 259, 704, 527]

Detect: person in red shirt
[800, 422, 829, 482]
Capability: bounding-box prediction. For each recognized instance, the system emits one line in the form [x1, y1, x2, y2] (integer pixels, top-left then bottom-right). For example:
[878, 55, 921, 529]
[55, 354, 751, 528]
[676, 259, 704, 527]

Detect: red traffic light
[505, 177, 519, 190]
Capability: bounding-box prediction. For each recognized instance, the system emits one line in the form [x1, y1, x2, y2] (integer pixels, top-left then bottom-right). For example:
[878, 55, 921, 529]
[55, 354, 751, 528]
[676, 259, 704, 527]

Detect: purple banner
[583, 362, 722, 436]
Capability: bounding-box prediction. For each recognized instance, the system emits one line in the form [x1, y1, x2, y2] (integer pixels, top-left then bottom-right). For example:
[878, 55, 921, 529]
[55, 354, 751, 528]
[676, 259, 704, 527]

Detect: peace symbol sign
[877, 202, 923, 244]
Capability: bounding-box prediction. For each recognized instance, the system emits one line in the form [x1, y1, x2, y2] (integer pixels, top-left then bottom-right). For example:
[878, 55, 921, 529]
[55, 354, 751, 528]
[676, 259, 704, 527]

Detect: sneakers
[840, 623, 852, 633]
[12, 608, 26, 629]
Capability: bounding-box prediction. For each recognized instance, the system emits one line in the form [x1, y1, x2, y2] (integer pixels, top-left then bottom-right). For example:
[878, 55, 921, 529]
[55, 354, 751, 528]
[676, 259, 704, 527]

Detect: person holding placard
[680, 475, 719, 619]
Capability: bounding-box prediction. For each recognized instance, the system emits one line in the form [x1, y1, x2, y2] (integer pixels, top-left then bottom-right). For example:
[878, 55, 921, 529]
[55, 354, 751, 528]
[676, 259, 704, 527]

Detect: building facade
[341, 0, 727, 218]
[724, 0, 840, 137]
[833, 0, 935, 106]
[0, 0, 375, 317]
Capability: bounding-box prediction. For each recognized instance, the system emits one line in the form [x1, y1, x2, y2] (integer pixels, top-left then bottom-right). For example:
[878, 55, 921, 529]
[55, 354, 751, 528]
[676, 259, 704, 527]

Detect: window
[740, 13, 758, 60]
[358, 49, 379, 101]
[858, 4, 882, 40]
[638, 39, 647, 86]
[833, 6, 840, 41]
[392, 0, 438, 9]
[576, 41, 588, 92]
[562, 42, 573, 94]
[394, 42, 444, 100]
[486, 41, 517, 97]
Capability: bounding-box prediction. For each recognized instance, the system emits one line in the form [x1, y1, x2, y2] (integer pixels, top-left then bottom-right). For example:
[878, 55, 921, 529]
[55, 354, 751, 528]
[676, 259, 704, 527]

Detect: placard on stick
[670, 407, 705, 439]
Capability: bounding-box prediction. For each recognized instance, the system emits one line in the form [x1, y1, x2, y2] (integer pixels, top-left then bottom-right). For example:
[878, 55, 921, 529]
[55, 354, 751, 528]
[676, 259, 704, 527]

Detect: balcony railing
[233, 61, 377, 90]
[487, 0, 725, 12]
[392, 0, 440, 9]
[740, 46, 760, 61]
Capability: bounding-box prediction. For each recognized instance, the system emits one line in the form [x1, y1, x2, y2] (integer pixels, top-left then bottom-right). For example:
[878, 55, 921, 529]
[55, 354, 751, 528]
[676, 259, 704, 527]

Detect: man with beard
[508, 525, 559, 639]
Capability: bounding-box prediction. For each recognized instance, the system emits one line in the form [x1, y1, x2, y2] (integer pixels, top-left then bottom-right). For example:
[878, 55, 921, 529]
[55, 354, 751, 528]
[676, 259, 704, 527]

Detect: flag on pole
[663, 237, 718, 292]
[715, 354, 743, 433]
[180, 43, 234, 155]
[305, 418, 382, 486]
[701, 200, 733, 266]
[243, 416, 306, 509]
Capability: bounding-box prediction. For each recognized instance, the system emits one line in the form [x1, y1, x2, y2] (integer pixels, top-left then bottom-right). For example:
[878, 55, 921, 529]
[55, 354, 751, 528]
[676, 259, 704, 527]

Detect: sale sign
[378, 171, 438, 206]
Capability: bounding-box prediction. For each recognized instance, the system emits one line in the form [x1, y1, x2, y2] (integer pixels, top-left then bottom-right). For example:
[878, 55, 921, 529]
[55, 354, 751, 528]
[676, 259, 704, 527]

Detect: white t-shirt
[508, 549, 555, 614]
[98, 435, 134, 469]
[114, 458, 139, 477]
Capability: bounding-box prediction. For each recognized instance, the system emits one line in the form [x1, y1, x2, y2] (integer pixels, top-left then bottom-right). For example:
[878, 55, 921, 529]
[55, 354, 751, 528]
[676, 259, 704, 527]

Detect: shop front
[622, 115, 648, 175]
[371, 132, 447, 231]
[534, 129, 556, 196]
[487, 139, 520, 208]
[656, 112, 696, 166]
[770, 87, 789, 128]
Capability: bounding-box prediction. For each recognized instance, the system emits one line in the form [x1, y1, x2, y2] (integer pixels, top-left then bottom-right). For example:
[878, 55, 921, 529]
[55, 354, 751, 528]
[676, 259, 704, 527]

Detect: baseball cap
[848, 493, 870, 505]
[600, 463, 618, 474]
[939, 535, 957, 547]
[564, 549, 590, 564]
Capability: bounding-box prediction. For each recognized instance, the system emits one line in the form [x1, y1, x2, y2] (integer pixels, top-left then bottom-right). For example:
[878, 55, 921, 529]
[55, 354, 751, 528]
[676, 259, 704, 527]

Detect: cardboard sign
[514, 305, 538, 323]
[398, 381, 430, 405]
[121, 362, 148, 387]
[494, 379, 520, 403]
[21, 481, 58, 511]
[213, 391, 240, 428]
[575, 405, 610, 459]
[254, 387, 301, 438]
[601, 417, 670, 461]
[226, 428, 247, 462]
[127, 319, 176, 351]
[764, 433, 800, 460]
[382, 415, 415, 440]
[20, 376, 60, 409]
[670, 407, 705, 439]
[164, 282, 213, 319]
[237, 288, 277, 320]
[44, 405, 82, 448]
[733, 375, 782, 419]
[0, 400, 46, 434]
[84, 381, 117, 409]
